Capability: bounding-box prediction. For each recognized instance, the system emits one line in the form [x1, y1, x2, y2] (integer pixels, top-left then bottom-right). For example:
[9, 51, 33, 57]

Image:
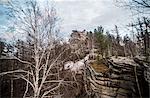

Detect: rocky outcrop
[63, 55, 149, 98]
[84, 56, 149, 98]
[134, 56, 150, 84]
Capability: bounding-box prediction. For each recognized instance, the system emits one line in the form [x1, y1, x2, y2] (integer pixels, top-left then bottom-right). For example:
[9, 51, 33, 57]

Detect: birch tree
[0, 0, 72, 97]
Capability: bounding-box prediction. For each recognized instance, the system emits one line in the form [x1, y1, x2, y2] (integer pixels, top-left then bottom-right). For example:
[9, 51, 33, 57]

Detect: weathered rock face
[63, 56, 149, 98]
[84, 56, 149, 98]
[69, 30, 87, 50]
[134, 56, 150, 84]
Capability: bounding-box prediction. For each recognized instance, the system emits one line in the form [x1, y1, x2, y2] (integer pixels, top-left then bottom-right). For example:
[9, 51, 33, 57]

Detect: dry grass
[90, 62, 109, 73]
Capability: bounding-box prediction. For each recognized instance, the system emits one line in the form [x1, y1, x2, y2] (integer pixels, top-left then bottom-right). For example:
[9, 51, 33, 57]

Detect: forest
[0, 0, 150, 98]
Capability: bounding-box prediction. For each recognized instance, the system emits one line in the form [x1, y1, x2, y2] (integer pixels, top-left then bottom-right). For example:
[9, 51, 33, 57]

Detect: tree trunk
[10, 78, 13, 98]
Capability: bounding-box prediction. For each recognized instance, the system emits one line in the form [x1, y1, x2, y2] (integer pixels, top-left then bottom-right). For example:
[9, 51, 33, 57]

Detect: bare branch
[44, 80, 64, 83]
[41, 80, 63, 98]
[0, 69, 32, 76]
[23, 72, 29, 98]
[132, 0, 150, 8]
[46, 48, 69, 77]
[13, 74, 35, 91]
[0, 56, 34, 67]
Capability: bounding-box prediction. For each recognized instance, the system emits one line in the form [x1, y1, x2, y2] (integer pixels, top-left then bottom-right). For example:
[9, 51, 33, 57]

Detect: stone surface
[85, 56, 147, 98]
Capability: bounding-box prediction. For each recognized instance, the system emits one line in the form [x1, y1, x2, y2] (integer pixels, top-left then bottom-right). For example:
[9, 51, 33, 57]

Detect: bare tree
[0, 0, 73, 98]
[115, 0, 150, 14]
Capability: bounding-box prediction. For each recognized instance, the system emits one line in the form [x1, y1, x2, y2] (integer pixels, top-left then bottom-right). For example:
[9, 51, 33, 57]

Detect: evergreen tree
[94, 26, 108, 58]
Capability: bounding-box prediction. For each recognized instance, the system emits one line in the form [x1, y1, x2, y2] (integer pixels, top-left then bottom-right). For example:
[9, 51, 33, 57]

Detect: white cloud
[0, 0, 133, 40]
[0, 0, 9, 4]
[54, 0, 81, 2]
[55, 0, 132, 36]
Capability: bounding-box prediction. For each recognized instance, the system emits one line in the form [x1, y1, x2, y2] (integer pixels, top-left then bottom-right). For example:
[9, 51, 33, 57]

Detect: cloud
[54, 0, 82, 2]
[55, 0, 132, 36]
[0, 0, 133, 40]
[0, 0, 9, 4]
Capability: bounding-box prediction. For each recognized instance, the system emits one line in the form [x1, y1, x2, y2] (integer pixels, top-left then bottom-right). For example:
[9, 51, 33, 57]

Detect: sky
[0, 0, 134, 40]
[55, 0, 133, 33]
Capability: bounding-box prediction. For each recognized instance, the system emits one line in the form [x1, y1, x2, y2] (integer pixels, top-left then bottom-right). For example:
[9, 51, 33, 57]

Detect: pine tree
[94, 26, 108, 58]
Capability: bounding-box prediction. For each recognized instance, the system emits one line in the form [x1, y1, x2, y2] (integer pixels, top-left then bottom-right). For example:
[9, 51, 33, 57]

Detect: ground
[90, 61, 109, 73]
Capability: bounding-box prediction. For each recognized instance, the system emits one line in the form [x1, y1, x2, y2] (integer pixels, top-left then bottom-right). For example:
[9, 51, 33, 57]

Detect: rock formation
[83, 56, 149, 98]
